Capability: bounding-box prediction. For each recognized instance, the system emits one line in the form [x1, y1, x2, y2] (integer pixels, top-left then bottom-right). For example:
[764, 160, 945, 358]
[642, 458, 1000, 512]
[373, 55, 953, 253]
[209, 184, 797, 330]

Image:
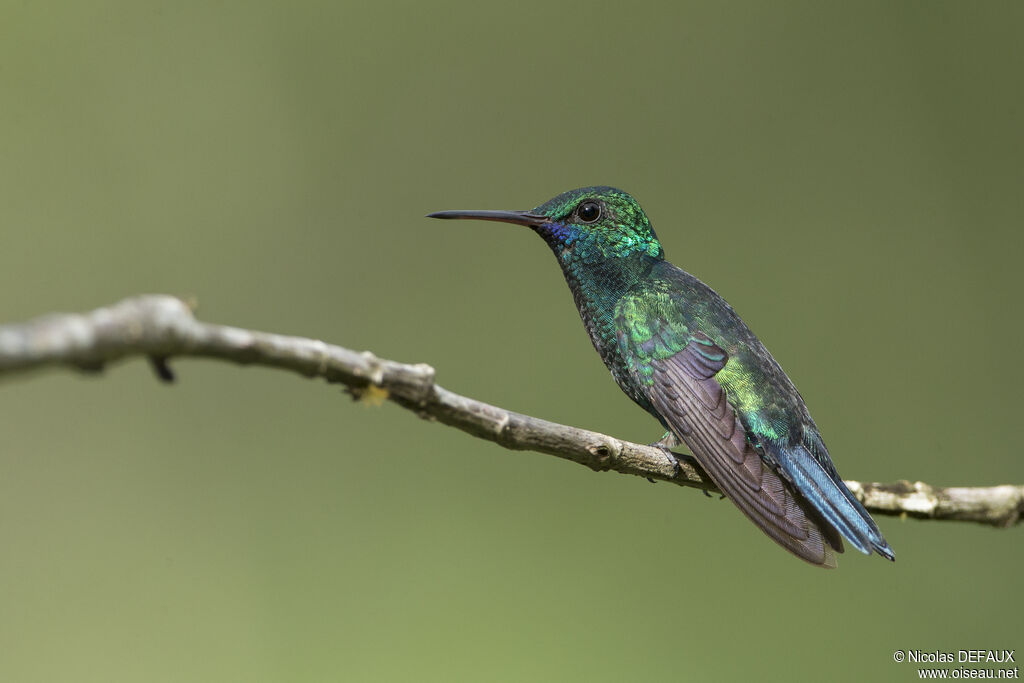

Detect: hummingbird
[428, 187, 894, 568]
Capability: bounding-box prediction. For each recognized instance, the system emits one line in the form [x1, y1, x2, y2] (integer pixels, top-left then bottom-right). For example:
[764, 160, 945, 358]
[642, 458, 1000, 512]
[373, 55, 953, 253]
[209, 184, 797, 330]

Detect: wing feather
[649, 334, 843, 567]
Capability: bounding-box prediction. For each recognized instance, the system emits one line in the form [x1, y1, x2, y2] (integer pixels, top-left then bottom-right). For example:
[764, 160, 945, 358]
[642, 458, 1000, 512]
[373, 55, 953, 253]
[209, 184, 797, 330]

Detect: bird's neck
[553, 248, 661, 349]
[560, 252, 654, 303]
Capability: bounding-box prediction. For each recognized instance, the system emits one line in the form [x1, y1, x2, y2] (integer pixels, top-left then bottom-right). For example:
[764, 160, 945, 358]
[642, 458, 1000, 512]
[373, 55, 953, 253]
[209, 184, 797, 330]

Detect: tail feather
[774, 443, 895, 560]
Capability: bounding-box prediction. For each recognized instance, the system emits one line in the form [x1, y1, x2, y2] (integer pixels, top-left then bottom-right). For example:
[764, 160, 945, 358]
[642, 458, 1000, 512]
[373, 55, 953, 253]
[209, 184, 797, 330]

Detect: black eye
[577, 201, 601, 223]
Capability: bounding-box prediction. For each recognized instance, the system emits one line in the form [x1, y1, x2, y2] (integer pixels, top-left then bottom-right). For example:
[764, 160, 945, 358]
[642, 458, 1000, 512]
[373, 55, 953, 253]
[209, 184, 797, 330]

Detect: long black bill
[426, 209, 548, 228]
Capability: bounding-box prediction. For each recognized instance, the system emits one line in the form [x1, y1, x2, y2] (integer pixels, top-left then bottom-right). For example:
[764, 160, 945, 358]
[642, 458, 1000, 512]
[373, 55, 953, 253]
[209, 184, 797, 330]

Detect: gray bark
[1, 295, 1020, 527]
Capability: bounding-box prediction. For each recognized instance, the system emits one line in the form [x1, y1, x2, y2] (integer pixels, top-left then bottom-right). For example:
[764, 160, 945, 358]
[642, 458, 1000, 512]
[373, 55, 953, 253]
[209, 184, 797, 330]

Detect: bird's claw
[647, 438, 682, 480]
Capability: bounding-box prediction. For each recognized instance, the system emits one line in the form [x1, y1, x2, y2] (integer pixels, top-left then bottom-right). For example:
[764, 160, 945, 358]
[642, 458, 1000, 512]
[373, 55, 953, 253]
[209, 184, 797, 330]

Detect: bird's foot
[647, 432, 683, 481]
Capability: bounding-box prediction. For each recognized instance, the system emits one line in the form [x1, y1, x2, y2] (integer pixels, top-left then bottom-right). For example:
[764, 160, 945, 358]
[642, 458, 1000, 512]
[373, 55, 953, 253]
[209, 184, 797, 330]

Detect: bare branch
[1, 295, 1020, 528]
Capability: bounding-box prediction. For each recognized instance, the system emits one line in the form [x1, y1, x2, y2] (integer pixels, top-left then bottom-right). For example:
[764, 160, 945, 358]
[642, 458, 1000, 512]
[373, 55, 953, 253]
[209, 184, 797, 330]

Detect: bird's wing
[615, 295, 842, 567]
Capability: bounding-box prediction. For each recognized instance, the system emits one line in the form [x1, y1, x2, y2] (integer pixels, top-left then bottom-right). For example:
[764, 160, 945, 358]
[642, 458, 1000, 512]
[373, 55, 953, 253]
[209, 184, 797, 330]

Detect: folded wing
[647, 333, 844, 567]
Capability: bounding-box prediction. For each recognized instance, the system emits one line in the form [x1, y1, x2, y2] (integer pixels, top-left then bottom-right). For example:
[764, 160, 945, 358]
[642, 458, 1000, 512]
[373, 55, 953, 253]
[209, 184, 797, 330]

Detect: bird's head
[428, 186, 664, 263]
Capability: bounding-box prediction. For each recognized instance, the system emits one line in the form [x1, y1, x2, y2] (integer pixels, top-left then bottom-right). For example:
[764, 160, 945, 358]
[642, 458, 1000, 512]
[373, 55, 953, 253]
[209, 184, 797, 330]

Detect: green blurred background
[2, 2, 1022, 681]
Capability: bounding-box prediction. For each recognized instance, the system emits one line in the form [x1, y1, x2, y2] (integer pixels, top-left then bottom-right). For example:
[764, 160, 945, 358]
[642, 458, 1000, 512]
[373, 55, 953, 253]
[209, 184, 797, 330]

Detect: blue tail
[772, 443, 895, 560]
